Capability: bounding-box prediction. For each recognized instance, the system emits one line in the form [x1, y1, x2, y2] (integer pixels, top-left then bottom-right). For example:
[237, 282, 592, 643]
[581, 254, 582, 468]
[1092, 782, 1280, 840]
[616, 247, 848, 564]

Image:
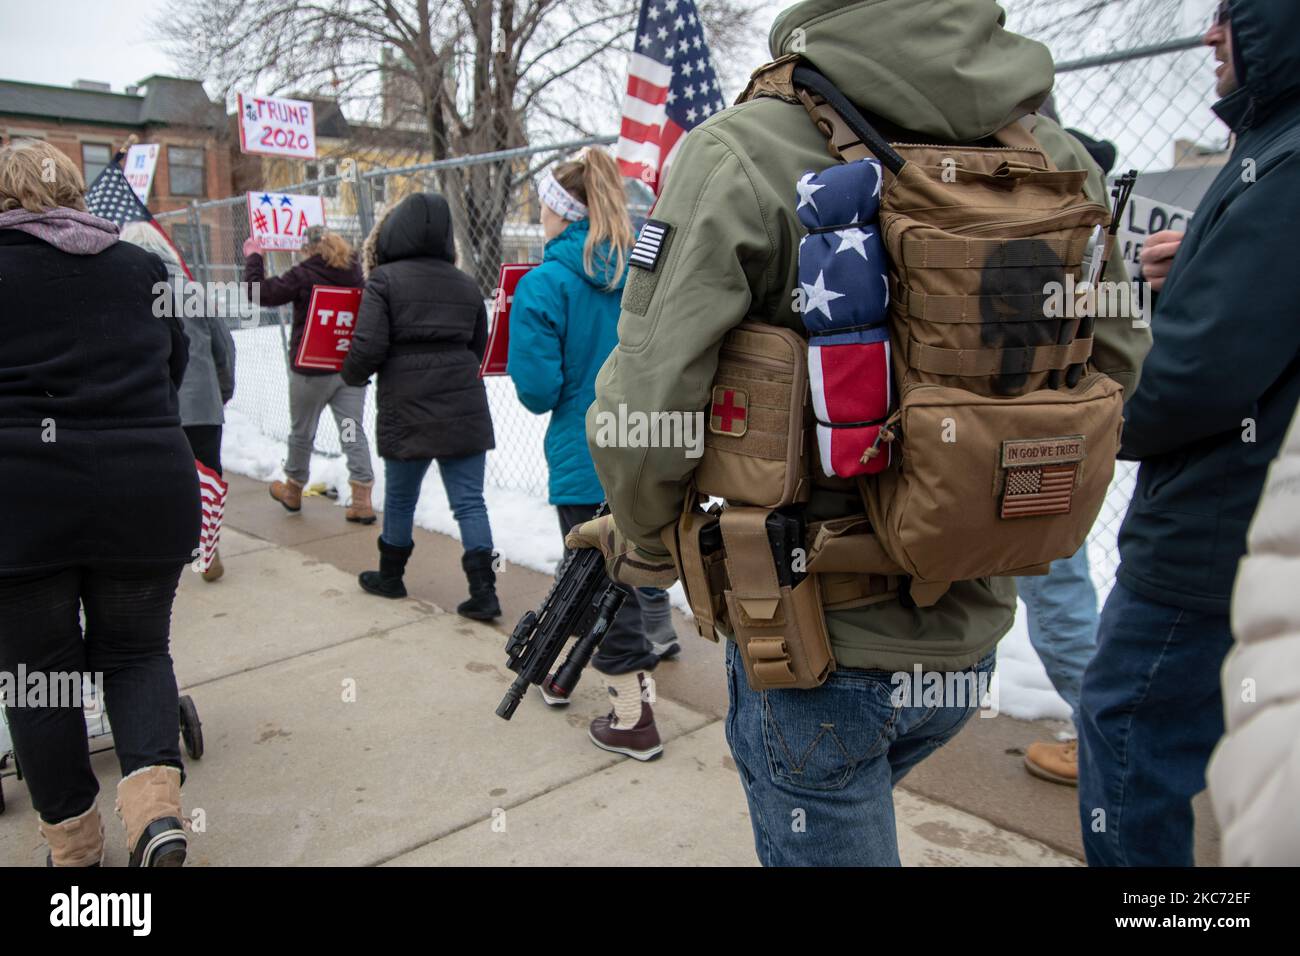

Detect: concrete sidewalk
[0, 474, 1219, 865]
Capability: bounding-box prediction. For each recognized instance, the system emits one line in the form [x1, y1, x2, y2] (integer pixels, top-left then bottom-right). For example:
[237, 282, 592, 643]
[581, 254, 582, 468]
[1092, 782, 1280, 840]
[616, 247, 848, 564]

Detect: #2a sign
[295, 286, 364, 372]
[124, 144, 160, 203]
[480, 263, 536, 377]
[247, 191, 326, 251]
[236, 92, 317, 160]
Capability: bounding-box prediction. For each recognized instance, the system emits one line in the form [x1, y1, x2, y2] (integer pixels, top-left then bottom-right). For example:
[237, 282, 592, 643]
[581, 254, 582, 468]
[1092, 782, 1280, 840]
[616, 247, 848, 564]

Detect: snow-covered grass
[223, 324, 1135, 723]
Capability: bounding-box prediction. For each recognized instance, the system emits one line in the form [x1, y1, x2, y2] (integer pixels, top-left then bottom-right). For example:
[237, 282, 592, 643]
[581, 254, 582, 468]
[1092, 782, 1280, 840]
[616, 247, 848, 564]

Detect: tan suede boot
[1024, 739, 1078, 786]
[201, 548, 224, 582]
[40, 804, 105, 867]
[269, 477, 304, 513]
[346, 480, 377, 524]
[116, 766, 188, 867]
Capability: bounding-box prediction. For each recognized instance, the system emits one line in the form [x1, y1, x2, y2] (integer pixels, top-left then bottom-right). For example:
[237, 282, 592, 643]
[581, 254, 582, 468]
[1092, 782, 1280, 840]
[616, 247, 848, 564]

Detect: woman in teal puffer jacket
[508, 147, 677, 762]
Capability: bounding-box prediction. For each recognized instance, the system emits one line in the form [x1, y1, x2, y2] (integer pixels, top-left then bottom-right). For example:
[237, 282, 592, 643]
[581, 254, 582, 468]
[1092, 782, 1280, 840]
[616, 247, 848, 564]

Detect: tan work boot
[269, 477, 304, 513]
[346, 480, 377, 525]
[1024, 738, 1079, 787]
[202, 548, 224, 582]
[116, 766, 188, 867]
[40, 804, 105, 867]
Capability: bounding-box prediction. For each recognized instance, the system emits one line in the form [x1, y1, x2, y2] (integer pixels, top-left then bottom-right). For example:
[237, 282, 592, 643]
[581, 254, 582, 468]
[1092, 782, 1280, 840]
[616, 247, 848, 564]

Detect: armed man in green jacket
[567, 0, 1151, 865]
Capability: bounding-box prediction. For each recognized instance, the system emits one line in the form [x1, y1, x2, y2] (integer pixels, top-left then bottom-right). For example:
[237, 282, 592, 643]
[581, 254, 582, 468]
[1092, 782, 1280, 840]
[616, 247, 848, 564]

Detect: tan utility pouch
[693, 322, 811, 508]
[661, 495, 730, 642]
[860, 371, 1124, 584]
[719, 507, 834, 690]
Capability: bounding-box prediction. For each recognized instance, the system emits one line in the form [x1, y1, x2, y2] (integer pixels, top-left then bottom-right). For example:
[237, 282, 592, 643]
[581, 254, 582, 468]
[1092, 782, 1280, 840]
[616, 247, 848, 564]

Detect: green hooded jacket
[589, 0, 1152, 671]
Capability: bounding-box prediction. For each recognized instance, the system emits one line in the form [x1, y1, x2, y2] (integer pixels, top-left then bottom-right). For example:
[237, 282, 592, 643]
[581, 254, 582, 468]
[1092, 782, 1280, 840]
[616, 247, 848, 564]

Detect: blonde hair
[303, 229, 355, 270]
[120, 221, 181, 270]
[552, 147, 633, 289]
[0, 139, 88, 213]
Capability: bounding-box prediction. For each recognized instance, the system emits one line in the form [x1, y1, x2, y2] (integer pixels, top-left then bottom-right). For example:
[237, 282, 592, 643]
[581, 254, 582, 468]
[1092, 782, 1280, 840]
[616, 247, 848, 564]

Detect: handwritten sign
[246, 191, 326, 251]
[124, 144, 160, 203]
[236, 92, 317, 160]
[295, 286, 364, 372]
[480, 263, 536, 377]
[1115, 192, 1195, 272]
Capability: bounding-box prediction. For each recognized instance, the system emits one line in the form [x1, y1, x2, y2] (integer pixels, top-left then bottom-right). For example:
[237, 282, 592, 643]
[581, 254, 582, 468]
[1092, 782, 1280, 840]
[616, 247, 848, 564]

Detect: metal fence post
[187, 200, 210, 286]
[351, 159, 374, 240]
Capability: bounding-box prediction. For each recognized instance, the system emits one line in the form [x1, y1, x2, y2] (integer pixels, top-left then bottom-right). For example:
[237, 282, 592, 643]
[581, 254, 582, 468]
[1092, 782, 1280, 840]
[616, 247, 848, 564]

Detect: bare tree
[158, 0, 761, 291]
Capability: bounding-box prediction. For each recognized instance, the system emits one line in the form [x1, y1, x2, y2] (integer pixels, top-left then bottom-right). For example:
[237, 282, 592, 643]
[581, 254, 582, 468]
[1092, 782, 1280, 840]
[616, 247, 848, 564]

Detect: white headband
[539, 169, 588, 222]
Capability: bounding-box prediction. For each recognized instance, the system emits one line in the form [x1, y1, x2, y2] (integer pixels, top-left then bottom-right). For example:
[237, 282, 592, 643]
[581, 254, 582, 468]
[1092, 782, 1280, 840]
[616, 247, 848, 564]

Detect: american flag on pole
[617, 0, 728, 194]
[85, 149, 193, 279]
[195, 460, 228, 574]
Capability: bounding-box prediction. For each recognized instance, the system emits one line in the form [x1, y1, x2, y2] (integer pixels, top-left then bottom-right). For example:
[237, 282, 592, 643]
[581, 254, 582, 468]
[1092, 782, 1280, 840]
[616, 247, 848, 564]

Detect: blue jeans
[1016, 546, 1098, 725]
[1076, 582, 1233, 866]
[381, 454, 493, 553]
[725, 640, 995, 866]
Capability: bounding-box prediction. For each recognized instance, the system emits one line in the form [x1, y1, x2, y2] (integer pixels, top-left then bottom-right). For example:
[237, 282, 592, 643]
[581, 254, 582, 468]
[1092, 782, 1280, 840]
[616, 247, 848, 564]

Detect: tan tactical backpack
[708, 59, 1126, 597]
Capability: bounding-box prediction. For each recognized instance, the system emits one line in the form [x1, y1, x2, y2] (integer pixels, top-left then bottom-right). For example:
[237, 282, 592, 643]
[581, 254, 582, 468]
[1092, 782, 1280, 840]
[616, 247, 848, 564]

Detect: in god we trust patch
[630, 219, 672, 272]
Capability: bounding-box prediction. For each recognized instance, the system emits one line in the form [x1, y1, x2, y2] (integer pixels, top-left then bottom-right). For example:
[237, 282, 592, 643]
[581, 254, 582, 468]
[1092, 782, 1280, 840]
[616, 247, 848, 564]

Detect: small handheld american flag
[85, 149, 193, 279]
[616, 0, 728, 195]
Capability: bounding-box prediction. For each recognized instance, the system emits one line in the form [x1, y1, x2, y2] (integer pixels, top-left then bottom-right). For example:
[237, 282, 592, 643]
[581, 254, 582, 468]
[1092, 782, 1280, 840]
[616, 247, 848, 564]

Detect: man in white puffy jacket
[1208, 402, 1300, 866]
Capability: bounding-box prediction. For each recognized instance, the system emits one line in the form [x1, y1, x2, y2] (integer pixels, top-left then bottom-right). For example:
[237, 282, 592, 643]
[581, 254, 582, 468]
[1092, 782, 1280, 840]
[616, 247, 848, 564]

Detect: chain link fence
[155, 36, 1226, 596]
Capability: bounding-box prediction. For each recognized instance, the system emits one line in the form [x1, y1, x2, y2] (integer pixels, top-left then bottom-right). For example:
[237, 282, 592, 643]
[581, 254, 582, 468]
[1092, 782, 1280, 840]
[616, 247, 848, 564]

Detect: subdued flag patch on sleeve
[630, 219, 672, 272]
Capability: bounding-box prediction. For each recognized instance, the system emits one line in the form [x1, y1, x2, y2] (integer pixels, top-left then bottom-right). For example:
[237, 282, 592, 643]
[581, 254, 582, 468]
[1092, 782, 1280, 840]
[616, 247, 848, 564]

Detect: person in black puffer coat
[0, 139, 197, 867]
[341, 193, 498, 619]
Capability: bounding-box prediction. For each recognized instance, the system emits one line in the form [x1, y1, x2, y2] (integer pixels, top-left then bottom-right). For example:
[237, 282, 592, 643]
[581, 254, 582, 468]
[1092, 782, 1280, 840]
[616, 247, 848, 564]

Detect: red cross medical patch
[709, 386, 748, 437]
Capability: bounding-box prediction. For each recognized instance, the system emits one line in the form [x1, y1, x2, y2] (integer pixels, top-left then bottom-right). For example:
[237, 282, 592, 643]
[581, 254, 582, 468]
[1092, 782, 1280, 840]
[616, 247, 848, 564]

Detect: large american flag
[85, 149, 193, 279]
[617, 0, 727, 194]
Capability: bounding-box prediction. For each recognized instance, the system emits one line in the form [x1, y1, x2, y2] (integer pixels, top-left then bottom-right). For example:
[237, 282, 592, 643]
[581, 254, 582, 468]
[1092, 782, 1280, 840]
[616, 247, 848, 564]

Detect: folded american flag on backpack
[795, 158, 893, 478]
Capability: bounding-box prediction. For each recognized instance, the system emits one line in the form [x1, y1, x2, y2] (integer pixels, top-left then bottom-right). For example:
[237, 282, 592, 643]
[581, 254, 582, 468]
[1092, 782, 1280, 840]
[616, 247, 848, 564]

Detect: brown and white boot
[40, 804, 105, 867]
[1024, 738, 1079, 786]
[346, 480, 377, 525]
[588, 672, 662, 761]
[117, 766, 188, 867]
[269, 477, 304, 513]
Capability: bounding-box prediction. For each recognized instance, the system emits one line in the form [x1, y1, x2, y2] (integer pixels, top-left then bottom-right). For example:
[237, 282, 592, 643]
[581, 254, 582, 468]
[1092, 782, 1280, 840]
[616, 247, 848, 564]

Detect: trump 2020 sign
[237, 93, 317, 160]
[295, 287, 364, 372]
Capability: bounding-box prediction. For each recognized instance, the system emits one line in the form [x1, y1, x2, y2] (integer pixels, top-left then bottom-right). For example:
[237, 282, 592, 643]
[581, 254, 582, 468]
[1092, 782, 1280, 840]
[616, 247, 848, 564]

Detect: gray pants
[286, 371, 374, 485]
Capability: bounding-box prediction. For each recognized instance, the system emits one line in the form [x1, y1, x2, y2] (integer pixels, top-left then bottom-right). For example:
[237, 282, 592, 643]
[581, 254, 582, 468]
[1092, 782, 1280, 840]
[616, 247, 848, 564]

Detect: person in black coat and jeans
[342, 192, 499, 619]
[0, 140, 196, 867]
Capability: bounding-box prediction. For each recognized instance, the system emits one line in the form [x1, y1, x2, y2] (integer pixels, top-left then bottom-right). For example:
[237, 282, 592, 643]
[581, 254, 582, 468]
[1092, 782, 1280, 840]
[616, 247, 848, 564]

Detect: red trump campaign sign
[237, 93, 317, 159]
[480, 263, 535, 377]
[295, 286, 364, 372]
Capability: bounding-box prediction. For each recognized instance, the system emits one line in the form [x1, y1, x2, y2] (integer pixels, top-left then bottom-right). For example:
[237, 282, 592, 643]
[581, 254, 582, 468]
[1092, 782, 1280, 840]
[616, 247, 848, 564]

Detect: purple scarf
[0, 207, 119, 255]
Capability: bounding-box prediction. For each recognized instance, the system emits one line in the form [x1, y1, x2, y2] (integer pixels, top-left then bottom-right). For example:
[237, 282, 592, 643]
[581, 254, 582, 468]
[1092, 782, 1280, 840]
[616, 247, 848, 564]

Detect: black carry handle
[792, 66, 907, 176]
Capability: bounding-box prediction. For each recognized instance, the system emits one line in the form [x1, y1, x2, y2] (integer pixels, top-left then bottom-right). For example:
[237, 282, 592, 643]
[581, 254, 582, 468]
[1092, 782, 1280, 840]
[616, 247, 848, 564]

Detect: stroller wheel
[179, 696, 204, 760]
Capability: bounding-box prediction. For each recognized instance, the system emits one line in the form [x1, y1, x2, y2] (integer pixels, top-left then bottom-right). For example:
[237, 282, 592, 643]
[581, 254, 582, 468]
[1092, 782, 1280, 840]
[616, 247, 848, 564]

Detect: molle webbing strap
[900, 236, 1086, 269]
[906, 336, 1094, 378]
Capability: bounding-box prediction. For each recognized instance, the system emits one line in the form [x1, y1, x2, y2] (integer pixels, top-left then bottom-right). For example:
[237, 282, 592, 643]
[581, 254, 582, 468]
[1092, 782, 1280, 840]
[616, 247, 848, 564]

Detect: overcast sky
[2, 0, 175, 90]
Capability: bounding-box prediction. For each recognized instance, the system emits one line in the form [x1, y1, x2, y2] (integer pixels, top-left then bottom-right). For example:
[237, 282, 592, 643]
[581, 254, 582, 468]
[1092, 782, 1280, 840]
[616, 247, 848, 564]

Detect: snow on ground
[224, 324, 1134, 722]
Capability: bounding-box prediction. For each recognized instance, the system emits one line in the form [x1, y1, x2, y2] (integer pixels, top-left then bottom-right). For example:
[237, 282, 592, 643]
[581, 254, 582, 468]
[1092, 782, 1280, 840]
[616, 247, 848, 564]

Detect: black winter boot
[359, 538, 414, 599]
[457, 548, 501, 620]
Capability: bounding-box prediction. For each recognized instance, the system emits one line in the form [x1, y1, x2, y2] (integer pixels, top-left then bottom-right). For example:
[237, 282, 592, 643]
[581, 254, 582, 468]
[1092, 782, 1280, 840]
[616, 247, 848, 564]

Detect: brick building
[0, 75, 231, 262]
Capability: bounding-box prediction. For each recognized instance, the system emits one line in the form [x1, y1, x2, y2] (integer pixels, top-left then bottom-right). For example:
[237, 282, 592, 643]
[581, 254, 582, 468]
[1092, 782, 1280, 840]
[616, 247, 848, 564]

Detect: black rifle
[496, 506, 628, 720]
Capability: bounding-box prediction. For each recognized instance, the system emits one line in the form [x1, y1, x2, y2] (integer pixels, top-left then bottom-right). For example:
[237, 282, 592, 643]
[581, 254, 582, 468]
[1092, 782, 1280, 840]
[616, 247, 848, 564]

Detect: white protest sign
[246, 191, 326, 251]
[1115, 193, 1195, 273]
[236, 92, 317, 159]
[124, 144, 160, 203]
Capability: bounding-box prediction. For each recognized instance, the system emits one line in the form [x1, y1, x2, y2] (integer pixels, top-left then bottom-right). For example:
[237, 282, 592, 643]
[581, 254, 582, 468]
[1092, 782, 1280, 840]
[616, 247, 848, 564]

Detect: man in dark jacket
[341, 193, 499, 619]
[243, 227, 376, 522]
[1078, 0, 1300, 866]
